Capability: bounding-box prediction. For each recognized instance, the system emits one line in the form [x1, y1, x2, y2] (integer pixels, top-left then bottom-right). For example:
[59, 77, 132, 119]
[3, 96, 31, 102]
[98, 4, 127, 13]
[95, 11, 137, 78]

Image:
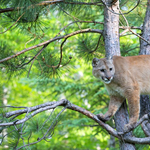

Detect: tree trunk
[104, 1, 120, 58]
[139, 0, 150, 55]
[139, 0, 150, 136]
[103, 0, 135, 149]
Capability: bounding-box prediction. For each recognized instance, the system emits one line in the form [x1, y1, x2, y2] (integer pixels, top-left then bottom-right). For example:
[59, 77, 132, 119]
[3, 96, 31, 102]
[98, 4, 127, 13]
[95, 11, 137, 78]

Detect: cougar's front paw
[123, 123, 133, 133]
[97, 114, 110, 122]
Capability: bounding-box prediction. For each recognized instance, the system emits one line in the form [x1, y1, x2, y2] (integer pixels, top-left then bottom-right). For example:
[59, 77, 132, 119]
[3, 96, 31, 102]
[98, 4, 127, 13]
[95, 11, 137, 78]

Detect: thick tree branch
[142, 120, 150, 136]
[1, 99, 150, 144]
[124, 136, 150, 144]
[1, 99, 119, 138]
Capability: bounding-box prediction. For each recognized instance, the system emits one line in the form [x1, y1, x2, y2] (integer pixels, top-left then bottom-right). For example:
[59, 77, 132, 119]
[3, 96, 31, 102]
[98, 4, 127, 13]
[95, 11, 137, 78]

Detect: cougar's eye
[110, 68, 112, 71]
[100, 69, 105, 72]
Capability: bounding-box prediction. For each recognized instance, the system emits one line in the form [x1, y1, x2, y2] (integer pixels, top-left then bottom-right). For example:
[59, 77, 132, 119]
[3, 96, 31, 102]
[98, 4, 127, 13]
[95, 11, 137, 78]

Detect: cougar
[92, 55, 150, 132]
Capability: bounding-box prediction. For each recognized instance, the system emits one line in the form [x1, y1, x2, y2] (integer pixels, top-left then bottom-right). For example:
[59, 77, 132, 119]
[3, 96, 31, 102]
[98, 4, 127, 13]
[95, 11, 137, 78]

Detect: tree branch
[0, 1, 103, 14]
[0, 28, 103, 63]
[101, 0, 141, 15]
[0, 0, 63, 14]
[1, 99, 150, 144]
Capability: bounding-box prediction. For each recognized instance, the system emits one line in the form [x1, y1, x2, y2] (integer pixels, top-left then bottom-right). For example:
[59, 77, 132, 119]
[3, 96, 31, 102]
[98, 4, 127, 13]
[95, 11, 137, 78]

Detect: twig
[90, 34, 102, 53]
[119, 7, 130, 36]
[40, 109, 55, 131]
[55, 20, 103, 38]
[0, 13, 25, 34]
[56, 37, 68, 68]
[101, 0, 141, 15]
[63, 1, 103, 6]
[27, 44, 48, 77]
[129, 29, 150, 45]
[119, 26, 142, 30]
[16, 106, 67, 150]
[124, 47, 140, 53]
[119, 8, 150, 44]
[0, 106, 27, 109]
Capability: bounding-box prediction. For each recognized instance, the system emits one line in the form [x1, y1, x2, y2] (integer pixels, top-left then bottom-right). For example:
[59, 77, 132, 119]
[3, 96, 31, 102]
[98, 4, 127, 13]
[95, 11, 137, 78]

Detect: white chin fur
[104, 80, 111, 84]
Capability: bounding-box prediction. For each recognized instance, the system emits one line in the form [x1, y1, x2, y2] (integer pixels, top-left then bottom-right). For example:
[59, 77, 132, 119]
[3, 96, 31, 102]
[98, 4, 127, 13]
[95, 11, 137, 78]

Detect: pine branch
[0, 28, 103, 63]
[0, 1, 103, 14]
[0, 0, 63, 14]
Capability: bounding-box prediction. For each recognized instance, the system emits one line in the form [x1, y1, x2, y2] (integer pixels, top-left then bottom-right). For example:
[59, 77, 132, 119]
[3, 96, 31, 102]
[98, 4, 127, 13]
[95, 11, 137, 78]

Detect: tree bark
[103, 1, 120, 58]
[139, 0, 150, 55]
[104, 0, 135, 149]
[139, 0, 150, 137]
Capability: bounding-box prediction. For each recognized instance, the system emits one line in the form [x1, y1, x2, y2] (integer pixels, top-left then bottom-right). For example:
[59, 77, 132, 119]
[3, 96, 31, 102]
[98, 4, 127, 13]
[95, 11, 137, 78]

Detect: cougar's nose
[106, 76, 111, 80]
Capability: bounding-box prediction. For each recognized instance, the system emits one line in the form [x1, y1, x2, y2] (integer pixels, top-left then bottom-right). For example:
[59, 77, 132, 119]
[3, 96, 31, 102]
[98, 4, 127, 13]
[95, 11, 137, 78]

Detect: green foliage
[0, 0, 149, 149]
[133, 126, 150, 150]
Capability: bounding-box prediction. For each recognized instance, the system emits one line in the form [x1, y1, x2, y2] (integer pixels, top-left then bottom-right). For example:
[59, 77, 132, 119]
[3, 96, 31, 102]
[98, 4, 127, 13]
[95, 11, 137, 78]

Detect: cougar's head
[92, 57, 115, 84]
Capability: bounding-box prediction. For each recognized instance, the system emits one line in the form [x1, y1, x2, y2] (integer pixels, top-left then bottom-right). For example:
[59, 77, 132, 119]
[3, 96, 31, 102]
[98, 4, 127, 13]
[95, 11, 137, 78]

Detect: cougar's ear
[92, 57, 100, 67]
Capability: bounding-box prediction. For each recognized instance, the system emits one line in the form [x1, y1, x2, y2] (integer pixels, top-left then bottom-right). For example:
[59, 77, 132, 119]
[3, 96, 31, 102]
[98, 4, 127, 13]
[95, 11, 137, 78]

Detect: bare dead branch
[1, 99, 150, 144]
[119, 26, 142, 30]
[1, 99, 119, 138]
[5, 100, 65, 118]
[0, 28, 103, 63]
[129, 29, 150, 45]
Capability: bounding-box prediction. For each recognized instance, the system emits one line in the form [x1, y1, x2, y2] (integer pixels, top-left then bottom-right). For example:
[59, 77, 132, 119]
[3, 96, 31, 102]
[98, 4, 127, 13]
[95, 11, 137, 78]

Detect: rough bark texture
[104, 1, 135, 149]
[140, 95, 150, 118]
[103, 1, 120, 58]
[139, 0, 150, 137]
[114, 102, 135, 150]
[139, 0, 150, 55]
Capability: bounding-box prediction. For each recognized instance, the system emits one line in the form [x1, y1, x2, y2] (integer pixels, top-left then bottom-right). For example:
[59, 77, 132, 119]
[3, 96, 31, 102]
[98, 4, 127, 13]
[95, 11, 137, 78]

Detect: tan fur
[92, 55, 150, 132]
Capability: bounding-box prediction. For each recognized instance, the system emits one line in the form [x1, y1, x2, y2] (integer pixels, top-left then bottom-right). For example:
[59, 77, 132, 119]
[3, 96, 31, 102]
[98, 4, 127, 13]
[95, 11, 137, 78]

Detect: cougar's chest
[105, 83, 125, 97]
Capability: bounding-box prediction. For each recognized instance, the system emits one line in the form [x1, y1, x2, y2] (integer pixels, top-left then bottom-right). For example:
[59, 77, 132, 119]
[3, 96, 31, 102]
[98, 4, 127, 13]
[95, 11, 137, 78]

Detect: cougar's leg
[97, 95, 124, 122]
[124, 87, 140, 132]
